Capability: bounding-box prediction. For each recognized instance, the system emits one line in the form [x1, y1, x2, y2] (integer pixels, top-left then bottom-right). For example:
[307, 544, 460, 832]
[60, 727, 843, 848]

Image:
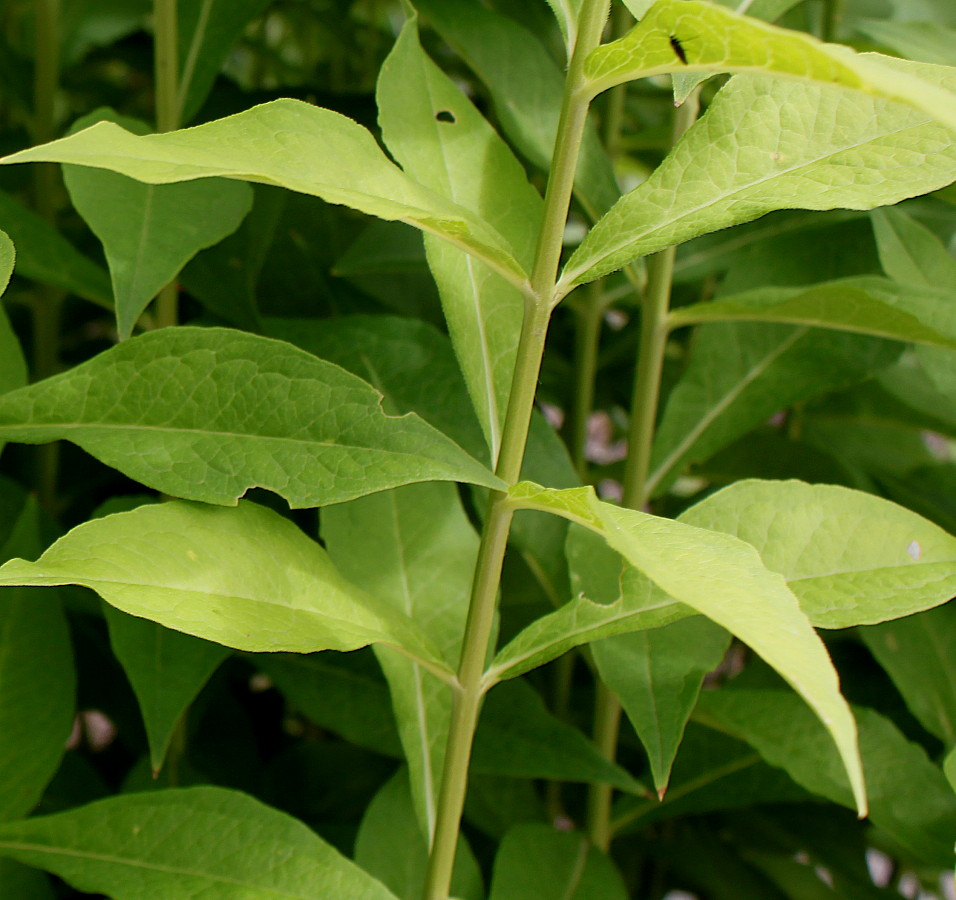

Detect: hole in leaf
[435, 109, 456, 124]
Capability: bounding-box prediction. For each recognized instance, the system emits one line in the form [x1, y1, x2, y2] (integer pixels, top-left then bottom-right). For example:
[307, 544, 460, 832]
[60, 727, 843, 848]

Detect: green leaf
[563, 57, 956, 289]
[669, 276, 956, 349]
[0, 189, 112, 306]
[591, 616, 731, 796]
[855, 19, 956, 67]
[871, 206, 956, 289]
[860, 603, 956, 745]
[0, 488, 75, 822]
[265, 314, 487, 463]
[377, 15, 542, 460]
[103, 605, 230, 773]
[504, 482, 866, 814]
[474, 680, 643, 794]
[63, 111, 252, 339]
[944, 747, 956, 793]
[646, 324, 898, 498]
[488, 824, 628, 900]
[322, 483, 479, 838]
[355, 769, 483, 900]
[0, 499, 446, 669]
[683, 479, 956, 628]
[0, 786, 401, 899]
[0, 327, 503, 506]
[696, 690, 956, 867]
[542, 0, 583, 55]
[412, 0, 619, 218]
[176, 0, 274, 124]
[0, 230, 26, 401]
[586, 0, 956, 131]
[0, 859, 54, 899]
[0, 99, 529, 290]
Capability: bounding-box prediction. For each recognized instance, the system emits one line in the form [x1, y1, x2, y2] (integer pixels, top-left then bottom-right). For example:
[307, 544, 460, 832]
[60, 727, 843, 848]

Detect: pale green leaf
[63, 111, 252, 339]
[646, 324, 898, 498]
[944, 747, 956, 793]
[104, 605, 230, 773]
[670, 276, 956, 349]
[377, 16, 540, 460]
[591, 617, 731, 795]
[322, 483, 479, 839]
[586, 0, 956, 132]
[0, 786, 401, 899]
[0, 488, 75, 822]
[683, 479, 956, 628]
[542, 0, 582, 55]
[412, 0, 619, 218]
[504, 482, 866, 814]
[860, 603, 956, 745]
[0, 99, 528, 289]
[488, 824, 628, 900]
[0, 190, 112, 306]
[355, 769, 483, 900]
[696, 690, 956, 867]
[563, 57, 956, 289]
[0, 327, 503, 506]
[177, 0, 274, 124]
[0, 500, 446, 668]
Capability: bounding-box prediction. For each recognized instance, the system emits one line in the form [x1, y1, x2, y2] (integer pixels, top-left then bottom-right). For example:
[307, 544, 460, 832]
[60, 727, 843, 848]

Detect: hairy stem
[422, 4, 611, 898]
[586, 91, 700, 851]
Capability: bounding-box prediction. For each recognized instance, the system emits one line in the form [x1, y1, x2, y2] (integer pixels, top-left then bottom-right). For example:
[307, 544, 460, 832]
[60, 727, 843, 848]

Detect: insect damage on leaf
[669, 34, 688, 65]
[435, 109, 457, 123]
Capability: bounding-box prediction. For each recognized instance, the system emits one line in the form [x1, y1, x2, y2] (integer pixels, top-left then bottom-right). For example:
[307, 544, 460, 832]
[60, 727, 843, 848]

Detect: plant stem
[585, 91, 700, 851]
[153, 0, 180, 328]
[32, 0, 62, 511]
[567, 284, 608, 477]
[422, 4, 610, 898]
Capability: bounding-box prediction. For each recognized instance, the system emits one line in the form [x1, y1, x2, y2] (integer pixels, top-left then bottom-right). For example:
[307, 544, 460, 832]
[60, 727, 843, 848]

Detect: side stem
[586, 92, 700, 851]
[422, 4, 611, 898]
[153, 0, 180, 328]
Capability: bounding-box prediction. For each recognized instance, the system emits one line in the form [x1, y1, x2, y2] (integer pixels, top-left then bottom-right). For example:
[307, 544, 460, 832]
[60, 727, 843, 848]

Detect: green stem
[422, 4, 610, 898]
[585, 91, 700, 850]
[153, 0, 180, 329]
[567, 284, 608, 477]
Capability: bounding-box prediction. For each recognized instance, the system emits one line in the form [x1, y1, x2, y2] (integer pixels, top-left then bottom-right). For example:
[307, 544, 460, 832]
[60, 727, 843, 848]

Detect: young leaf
[0, 500, 447, 669]
[504, 482, 866, 815]
[586, 0, 956, 131]
[488, 824, 628, 900]
[646, 324, 898, 498]
[591, 617, 731, 796]
[63, 111, 253, 339]
[355, 769, 483, 900]
[0, 190, 112, 306]
[669, 276, 956, 350]
[0, 786, 402, 899]
[696, 690, 956, 867]
[377, 15, 542, 460]
[860, 604, 956, 745]
[322, 482, 480, 838]
[562, 58, 956, 289]
[412, 0, 619, 218]
[0, 99, 529, 290]
[871, 206, 956, 289]
[0, 489, 75, 822]
[683, 479, 956, 628]
[103, 605, 230, 774]
[0, 327, 503, 506]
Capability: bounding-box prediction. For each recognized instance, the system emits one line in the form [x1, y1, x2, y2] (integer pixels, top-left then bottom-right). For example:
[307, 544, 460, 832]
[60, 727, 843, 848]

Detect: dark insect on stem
[669, 34, 688, 65]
